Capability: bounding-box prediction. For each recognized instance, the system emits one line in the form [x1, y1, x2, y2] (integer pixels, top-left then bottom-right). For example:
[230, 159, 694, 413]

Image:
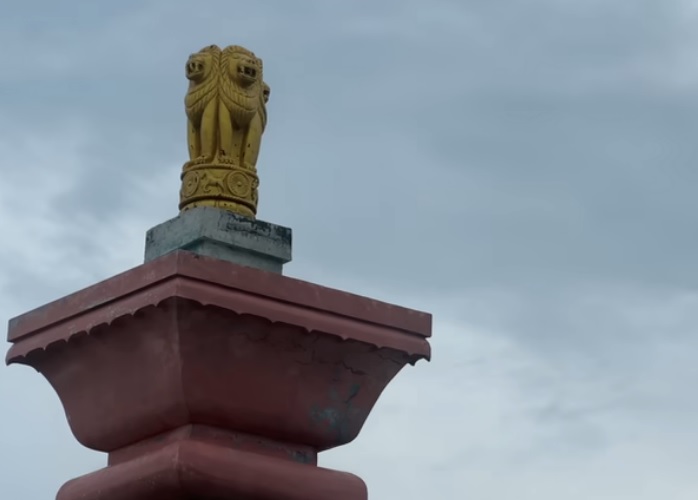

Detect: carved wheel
[181, 171, 200, 198]
[227, 172, 252, 198]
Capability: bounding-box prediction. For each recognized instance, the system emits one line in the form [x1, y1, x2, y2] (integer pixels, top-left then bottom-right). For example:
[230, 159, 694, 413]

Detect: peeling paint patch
[309, 384, 365, 443]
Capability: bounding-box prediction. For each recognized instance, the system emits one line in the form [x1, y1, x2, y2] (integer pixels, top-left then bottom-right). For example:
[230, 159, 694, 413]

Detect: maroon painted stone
[6, 251, 431, 499]
[58, 426, 368, 500]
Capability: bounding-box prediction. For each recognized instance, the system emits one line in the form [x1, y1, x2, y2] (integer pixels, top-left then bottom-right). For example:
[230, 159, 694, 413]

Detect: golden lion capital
[179, 44, 269, 218]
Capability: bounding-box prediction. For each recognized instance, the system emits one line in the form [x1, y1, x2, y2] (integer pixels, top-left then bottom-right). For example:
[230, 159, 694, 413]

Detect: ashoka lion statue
[179, 44, 269, 219]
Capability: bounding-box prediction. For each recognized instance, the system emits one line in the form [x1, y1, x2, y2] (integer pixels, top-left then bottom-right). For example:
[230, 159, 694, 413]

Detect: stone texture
[144, 206, 292, 273]
[6, 251, 431, 500]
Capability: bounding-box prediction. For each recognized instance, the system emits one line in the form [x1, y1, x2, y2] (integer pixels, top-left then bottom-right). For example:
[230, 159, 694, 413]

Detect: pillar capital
[7, 251, 431, 499]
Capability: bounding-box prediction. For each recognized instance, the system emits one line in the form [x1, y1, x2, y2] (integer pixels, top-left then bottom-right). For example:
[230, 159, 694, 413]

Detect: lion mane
[184, 45, 221, 125]
[219, 45, 262, 128]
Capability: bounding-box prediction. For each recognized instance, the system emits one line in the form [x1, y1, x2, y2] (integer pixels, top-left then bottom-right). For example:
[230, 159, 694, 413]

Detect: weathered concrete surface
[144, 207, 292, 273]
[7, 250, 432, 500]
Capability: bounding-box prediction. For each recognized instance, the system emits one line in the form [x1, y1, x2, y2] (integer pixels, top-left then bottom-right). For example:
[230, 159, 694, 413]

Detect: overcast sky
[2, 0, 698, 498]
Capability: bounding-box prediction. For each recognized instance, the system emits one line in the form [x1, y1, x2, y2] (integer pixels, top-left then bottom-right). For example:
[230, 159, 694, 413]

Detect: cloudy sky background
[2, 0, 698, 498]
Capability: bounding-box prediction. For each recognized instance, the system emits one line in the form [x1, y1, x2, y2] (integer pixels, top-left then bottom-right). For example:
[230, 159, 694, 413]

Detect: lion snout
[186, 59, 206, 77]
[236, 62, 259, 82]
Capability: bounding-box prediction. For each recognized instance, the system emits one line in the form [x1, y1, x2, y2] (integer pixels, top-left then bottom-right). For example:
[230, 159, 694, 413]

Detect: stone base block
[144, 207, 292, 273]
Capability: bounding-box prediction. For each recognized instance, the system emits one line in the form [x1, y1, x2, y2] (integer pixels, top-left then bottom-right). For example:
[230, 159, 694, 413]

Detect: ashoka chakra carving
[227, 171, 252, 198]
[181, 171, 201, 198]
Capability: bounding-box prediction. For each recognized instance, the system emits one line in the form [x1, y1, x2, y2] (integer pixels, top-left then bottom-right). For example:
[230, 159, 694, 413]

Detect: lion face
[185, 51, 214, 83]
[226, 49, 262, 88]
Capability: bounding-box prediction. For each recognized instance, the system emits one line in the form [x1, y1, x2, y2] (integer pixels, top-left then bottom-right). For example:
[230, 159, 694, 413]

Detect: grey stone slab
[144, 207, 292, 274]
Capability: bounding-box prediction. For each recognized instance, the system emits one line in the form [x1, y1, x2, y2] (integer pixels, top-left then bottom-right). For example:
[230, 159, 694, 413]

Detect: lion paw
[192, 155, 212, 165]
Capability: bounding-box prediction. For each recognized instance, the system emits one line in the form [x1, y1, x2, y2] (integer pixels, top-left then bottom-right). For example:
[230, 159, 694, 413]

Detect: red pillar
[6, 251, 431, 499]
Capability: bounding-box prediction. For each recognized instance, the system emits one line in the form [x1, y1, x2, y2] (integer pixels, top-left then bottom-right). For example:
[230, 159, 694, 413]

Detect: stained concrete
[144, 207, 292, 273]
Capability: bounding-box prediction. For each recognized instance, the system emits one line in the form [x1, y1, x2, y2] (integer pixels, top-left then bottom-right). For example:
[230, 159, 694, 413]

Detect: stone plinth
[6, 251, 431, 499]
[145, 206, 292, 273]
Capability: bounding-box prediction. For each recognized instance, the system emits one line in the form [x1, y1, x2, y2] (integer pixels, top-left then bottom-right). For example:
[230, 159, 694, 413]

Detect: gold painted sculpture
[179, 44, 269, 218]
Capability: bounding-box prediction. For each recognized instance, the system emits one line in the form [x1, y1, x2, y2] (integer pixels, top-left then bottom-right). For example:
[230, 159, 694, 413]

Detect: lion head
[223, 45, 262, 88]
[184, 45, 221, 119]
[185, 45, 219, 84]
[219, 45, 264, 126]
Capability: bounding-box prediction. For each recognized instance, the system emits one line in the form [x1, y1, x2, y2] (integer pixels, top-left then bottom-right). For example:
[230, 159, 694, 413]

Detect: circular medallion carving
[227, 171, 251, 198]
[181, 171, 200, 198]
